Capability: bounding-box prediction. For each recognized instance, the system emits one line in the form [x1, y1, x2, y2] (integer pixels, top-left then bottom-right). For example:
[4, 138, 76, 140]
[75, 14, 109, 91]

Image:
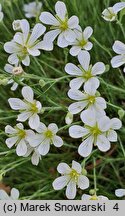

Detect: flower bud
[39, 79, 46, 88]
[118, 109, 125, 120]
[12, 20, 21, 31]
[82, 168, 87, 176]
[0, 78, 8, 86]
[12, 66, 23, 76]
[65, 112, 73, 125]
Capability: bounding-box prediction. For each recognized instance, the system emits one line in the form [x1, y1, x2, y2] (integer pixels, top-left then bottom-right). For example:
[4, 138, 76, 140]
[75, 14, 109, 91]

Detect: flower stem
[93, 157, 97, 193]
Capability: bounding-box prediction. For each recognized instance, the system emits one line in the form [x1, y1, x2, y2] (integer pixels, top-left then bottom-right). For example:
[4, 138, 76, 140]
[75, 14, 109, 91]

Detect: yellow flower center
[22, 46, 28, 55]
[90, 125, 101, 136]
[59, 20, 68, 31]
[90, 195, 98, 200]
[17, 129, 26, 139]
[70, 169, 80, 182]
[79, 39, 87, 47]
[83, 70, 93, 80]
[87, 95, 96, 104]
[30, 102, 38, 113]
[44, 130, 53, 139]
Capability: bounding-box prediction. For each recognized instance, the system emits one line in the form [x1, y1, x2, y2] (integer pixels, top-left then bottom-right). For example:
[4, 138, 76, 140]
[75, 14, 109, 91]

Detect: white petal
[8, 98, 28, 110]
[31, 152, 40, 166]
[6, 137, 18, 148]
[77, 175, 89, 189]
[16, 139, 27, 156]
[78, 51, 90, 70]
[68, 101, 88, 114]
[28, 134, 45, 147]
[36, 122, 47, 133]
[78, 136, 94, 157]
[4, 64, 13, 73]
[48, 123, 58, 134]
[11, 82, 18, 91]
[96, 135, 111, 152]
[57, 32, 69, 48]
[83, 42, 93, 50]
[111, 55, 125, 68]
[92, 62, 105, 75]
[40, 12, 59, 25]
[80, 109, 96, 126]
[5, 125, 16, 134]
[11, 188, 19, 199]
[55, 1, 67, 20]
[83, 26, 93, 40]
[66, 180, 76, 199]
[81, 194, 91, 200]
[112, 40, 125, 54]
[107, 130, 117, 142]
[68, 89, 85, 100]
[57, 163, 71, 174]
[98, 116, 111, 132]
[115, 189, 125, 197]
[69, 46, 81, 56]
[8, 54, 19, 65]
[68, 16, 79, 28]
[22, 86, 34, 102]
[84, 77, 100, 93]
[20, 19, 30, 43]
[29, 114, 40, 129]
[38, 39, 53, 51]
[64, 29, 76, 42]
[65, 63, 82, 76]
[43, 29, 60, 42]
[16, 123, 24, 130]
[53, 176, 69, 190]
[113, 2, 125, 13]
[0, 190, 10, 200]
[38, 142, 50, 155]
[98, 196, 109, 200]
[70, 77, 84, 89]
[17, 112, 31, 122]
[52, 135, 63, 147]
[14, 32, 24, 45]
[28, 23, 46, 46]
[110, 118, 122, 129]
[72, 160, 81, 173]
[22, 55, 30, 66]
[69, 125, 89, 138]
[95, 97, 107, 110]
[27, 48, 40, 56]
[4, 41, 21, 53]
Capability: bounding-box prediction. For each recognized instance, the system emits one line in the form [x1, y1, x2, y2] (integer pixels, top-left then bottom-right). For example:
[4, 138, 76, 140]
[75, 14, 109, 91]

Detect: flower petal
[83, 26, 93, 40]
[68, 16, 79, 28]
[48, 123, 58, 134]
[36, 122, 47, 133]
[52, 135, 63, 147]
[4, 64, 13, 73]
[66, 180, 76, 199]
[5, 125, 16, 134]
[28, 23, 46, 46]
[53, 176, 69, 190]
[40, 12, 59, 25]
[70, 77, 84, 89]
[38, 141, 50, 155]
[17, 112, 32, 122]
[111, 55, 125, 68]
[64, 29, 76, 42]
[115, 189, 125, 197]
[72, 160, 81, 173]
[29, 114, 40, 129]
[98, 116, 111, 132]
[92, 62, 105, 75]
[22, 55, 30, 66]
[16, 139, 27, 156]
[55, 1, 67, 20]
[78, 51, 90, 71]
[65, 63, 82, 76]
[57, 163, 71, 174]
[69, 125, 89, 138]
[96, 135, 111, 152]
[80, 109, 96, 126]
[31, 151, 41, 166]
[113, 2, 125, 13]
[69, 46, 81, 56]
[57, 32, 69, 48]
[107, 130, 117, 142]
[20, 19, 30, 43]
[81, 194, 91, 200]
[8, 98, 28, 110]
[68, 101, 88, 114]
[6, 137, 18, 148]
[43, 29, 60, 42]
[112, 40, 125, 54]
[68, 89, 85, 100]
[11, 188, 19, 199]
[78, 136, 94, 157]
[22, 86, 34, 102]
[77, 175, 89, 189]
[110, 118, 122, 130]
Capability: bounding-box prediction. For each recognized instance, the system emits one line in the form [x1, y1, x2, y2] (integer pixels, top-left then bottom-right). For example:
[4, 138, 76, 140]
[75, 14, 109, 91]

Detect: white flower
[4, 19, 47, 66]
[5, 123, 34, 156]
[69, 26, 93, 56]
[8, 86, 42, 129]
[4, 64, 24, 91]
[102, 2, 125, 22]
[68, 87, 106, 115]
[106, 118, 122, 142]
[82, 194, 108, 200]
[111, 40, 125, 71]
[23, 145, 41, 166]
[115, 189, 125, 197]
[12, 20, 21, 31]
[0, 188, 19, 200]
[27, 122, 63, 156]
[0, 4, 4, 22]
[69, 110, 121, 157]
[65, 112, 73, 125]
[39, 1, 79, 48]
[65, 51, 105, 91]
[24, 2, 42, 18]
[53, 160, 89, 199]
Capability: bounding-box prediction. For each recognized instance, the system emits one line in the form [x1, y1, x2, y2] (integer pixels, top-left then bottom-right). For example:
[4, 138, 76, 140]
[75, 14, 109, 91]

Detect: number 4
[113, 203, 119, 211]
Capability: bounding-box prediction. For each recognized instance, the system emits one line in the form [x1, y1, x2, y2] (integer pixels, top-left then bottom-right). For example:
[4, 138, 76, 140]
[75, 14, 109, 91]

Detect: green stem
[93, 157, 97, 193]
[117, 19, 125, 39]
[91, 37, 112, 57]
